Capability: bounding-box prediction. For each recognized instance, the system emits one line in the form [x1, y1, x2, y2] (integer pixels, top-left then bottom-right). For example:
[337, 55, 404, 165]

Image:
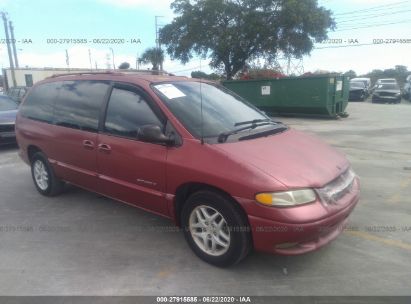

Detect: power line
[336, 8, 411, 23]
[334, 1, 409, 16]
[337, 18, 411, 29]
[169, 65, 202, 74]
[335, 19, 411, 31]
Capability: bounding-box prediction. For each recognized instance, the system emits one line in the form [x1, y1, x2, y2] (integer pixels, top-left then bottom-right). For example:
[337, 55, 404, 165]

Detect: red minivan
[16, 72, 360, 266]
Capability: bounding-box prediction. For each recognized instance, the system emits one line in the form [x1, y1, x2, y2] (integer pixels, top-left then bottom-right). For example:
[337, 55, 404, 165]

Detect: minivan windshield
[153, 81, 276, 139]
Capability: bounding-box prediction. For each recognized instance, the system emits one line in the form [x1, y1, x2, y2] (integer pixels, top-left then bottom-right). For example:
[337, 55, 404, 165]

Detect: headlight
[395, 93, 400, 96]
[255, 189, 316, 207]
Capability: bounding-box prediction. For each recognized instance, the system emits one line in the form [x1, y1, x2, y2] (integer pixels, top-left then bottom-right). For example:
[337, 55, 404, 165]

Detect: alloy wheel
[189, 205, 231, 256]
[33, 160, 49, 191]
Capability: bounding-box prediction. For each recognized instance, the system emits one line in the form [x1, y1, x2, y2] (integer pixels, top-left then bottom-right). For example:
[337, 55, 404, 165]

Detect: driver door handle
[82, 140, 95, 150]
[98, 143, 112, 153]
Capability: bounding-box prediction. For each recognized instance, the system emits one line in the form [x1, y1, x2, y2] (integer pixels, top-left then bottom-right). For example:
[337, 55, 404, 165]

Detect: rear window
[54, 81, 109, 132]
[20, 82, 60, 123]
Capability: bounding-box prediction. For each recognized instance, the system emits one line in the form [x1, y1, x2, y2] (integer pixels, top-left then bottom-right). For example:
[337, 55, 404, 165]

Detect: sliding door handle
[98, 143, 112, 153]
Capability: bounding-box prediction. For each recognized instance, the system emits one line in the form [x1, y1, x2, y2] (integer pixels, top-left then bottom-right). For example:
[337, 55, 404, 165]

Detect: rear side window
[104, 87, 163, 139]
[54, 81, 109, 132]
[20, 82, 60, 123]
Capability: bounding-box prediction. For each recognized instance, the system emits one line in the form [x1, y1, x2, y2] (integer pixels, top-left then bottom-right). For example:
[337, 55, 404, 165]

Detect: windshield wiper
[217, 121, 277, 143]
[234, 118, 271, 127]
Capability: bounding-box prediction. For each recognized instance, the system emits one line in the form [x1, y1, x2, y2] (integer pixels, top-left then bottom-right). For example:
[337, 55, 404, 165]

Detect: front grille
[379, 92, 396, 97]
[0, 124, 15, 133]
[316, 169, 356, 205]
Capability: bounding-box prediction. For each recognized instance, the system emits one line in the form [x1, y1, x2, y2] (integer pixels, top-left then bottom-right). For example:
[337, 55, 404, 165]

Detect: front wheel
[31, 152, 64, 196]
[181, 191, 252, 267]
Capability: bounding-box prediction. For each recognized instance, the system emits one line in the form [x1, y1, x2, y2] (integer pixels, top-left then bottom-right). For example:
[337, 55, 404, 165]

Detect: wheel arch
[173, 182, 250, 229]
[27, 145, 42, 163]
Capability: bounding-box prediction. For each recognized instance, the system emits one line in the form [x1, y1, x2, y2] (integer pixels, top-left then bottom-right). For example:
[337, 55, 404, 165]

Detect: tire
[181, 190, 252, 267]
[31, 152, 64, 196]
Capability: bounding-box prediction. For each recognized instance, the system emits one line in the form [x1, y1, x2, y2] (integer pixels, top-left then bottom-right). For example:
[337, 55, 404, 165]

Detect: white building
[1, 67, 158, 90]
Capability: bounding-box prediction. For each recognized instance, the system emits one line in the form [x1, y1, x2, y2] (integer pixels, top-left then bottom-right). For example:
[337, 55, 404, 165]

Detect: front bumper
[0, 131, 16, 145]
[237, 179, 360, 255]
[372, 95, 400, 102]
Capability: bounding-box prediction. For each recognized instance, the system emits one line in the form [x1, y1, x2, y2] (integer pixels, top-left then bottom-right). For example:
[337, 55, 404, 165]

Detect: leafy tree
[395, 65, 407, 75]
[191, 70, 221, 80]
[344, 70, 356, 79]
[362, 66, 409, 86]
[118, 62, 130, 69]
[160, 0, 335, 79]
[139, 47, 165, 71]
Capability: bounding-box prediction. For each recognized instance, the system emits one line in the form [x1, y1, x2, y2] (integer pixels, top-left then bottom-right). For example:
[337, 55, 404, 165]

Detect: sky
[0, 0, 410, 77]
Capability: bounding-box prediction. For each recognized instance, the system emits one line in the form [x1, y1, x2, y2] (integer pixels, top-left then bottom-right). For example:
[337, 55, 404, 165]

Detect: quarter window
[20, 82, 60, 123]
[104, 87, 163, 139]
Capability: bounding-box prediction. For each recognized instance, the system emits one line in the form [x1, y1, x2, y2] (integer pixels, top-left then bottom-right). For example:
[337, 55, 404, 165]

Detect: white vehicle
[404, 75, 411, 100]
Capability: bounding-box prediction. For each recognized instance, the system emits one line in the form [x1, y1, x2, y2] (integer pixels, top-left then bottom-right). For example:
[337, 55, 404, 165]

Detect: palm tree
[139, 47, 164, 71]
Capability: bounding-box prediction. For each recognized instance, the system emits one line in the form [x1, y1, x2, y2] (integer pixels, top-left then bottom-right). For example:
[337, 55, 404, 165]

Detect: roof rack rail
[49, 71, 123, 78]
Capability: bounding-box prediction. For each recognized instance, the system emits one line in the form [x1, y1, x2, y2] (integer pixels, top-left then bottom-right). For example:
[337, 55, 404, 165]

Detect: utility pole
[88, 49, 92, 70]
[1, 12, 16, 87]
[109, 47, 115, 70]
[65, 49, 70, 69]
[155, 16, 164, 71]
[9, 20, 19, 68]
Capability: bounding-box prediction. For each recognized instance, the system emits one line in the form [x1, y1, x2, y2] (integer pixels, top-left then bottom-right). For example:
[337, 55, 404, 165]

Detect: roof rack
[49, 71, 123, 78]
[47, 70, 181, 79]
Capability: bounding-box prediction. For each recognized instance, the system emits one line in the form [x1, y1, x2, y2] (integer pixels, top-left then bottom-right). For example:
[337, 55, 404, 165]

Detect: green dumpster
[222, 74, 349, 118]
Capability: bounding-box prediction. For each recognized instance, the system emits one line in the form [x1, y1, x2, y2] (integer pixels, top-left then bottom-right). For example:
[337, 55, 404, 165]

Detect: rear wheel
[181, 190, 252, 267]
[31, 152, 64, 196]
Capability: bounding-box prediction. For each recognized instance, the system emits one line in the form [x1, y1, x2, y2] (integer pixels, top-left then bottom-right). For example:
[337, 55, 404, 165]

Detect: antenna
[199, 58, 204, 144]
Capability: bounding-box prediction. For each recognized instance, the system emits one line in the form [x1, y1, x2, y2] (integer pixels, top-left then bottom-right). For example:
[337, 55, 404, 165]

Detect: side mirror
[138, 124, 175, 146]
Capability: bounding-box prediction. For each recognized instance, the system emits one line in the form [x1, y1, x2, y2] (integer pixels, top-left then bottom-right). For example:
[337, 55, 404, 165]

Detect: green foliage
[118, 62, 130, 69]
[344, 70, 356, 79]
[139, 47, 165, 71]
[361, 66, 410, 87]
[191, 70, 222, 80]
[160, 0, 335, 79]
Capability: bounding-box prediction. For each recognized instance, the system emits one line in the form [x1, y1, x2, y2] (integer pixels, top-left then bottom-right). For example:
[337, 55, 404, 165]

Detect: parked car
[403, 75, 411, 100]
[375, 78, 398, 85]
[349, 81, 367, 101]
[0, 95, 18, 145]
[372, 83, 402, 104]
[351, 77, 371, 96]
[16, 73, 360, 266]
[7, 86, 28, 103]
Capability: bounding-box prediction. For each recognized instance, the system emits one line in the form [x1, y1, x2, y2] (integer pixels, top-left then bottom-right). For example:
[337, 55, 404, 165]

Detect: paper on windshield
[154, 84, 186, 99]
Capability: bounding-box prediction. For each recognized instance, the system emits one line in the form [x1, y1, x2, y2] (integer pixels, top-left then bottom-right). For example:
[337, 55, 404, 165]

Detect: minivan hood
[215, 129, 349, 189]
